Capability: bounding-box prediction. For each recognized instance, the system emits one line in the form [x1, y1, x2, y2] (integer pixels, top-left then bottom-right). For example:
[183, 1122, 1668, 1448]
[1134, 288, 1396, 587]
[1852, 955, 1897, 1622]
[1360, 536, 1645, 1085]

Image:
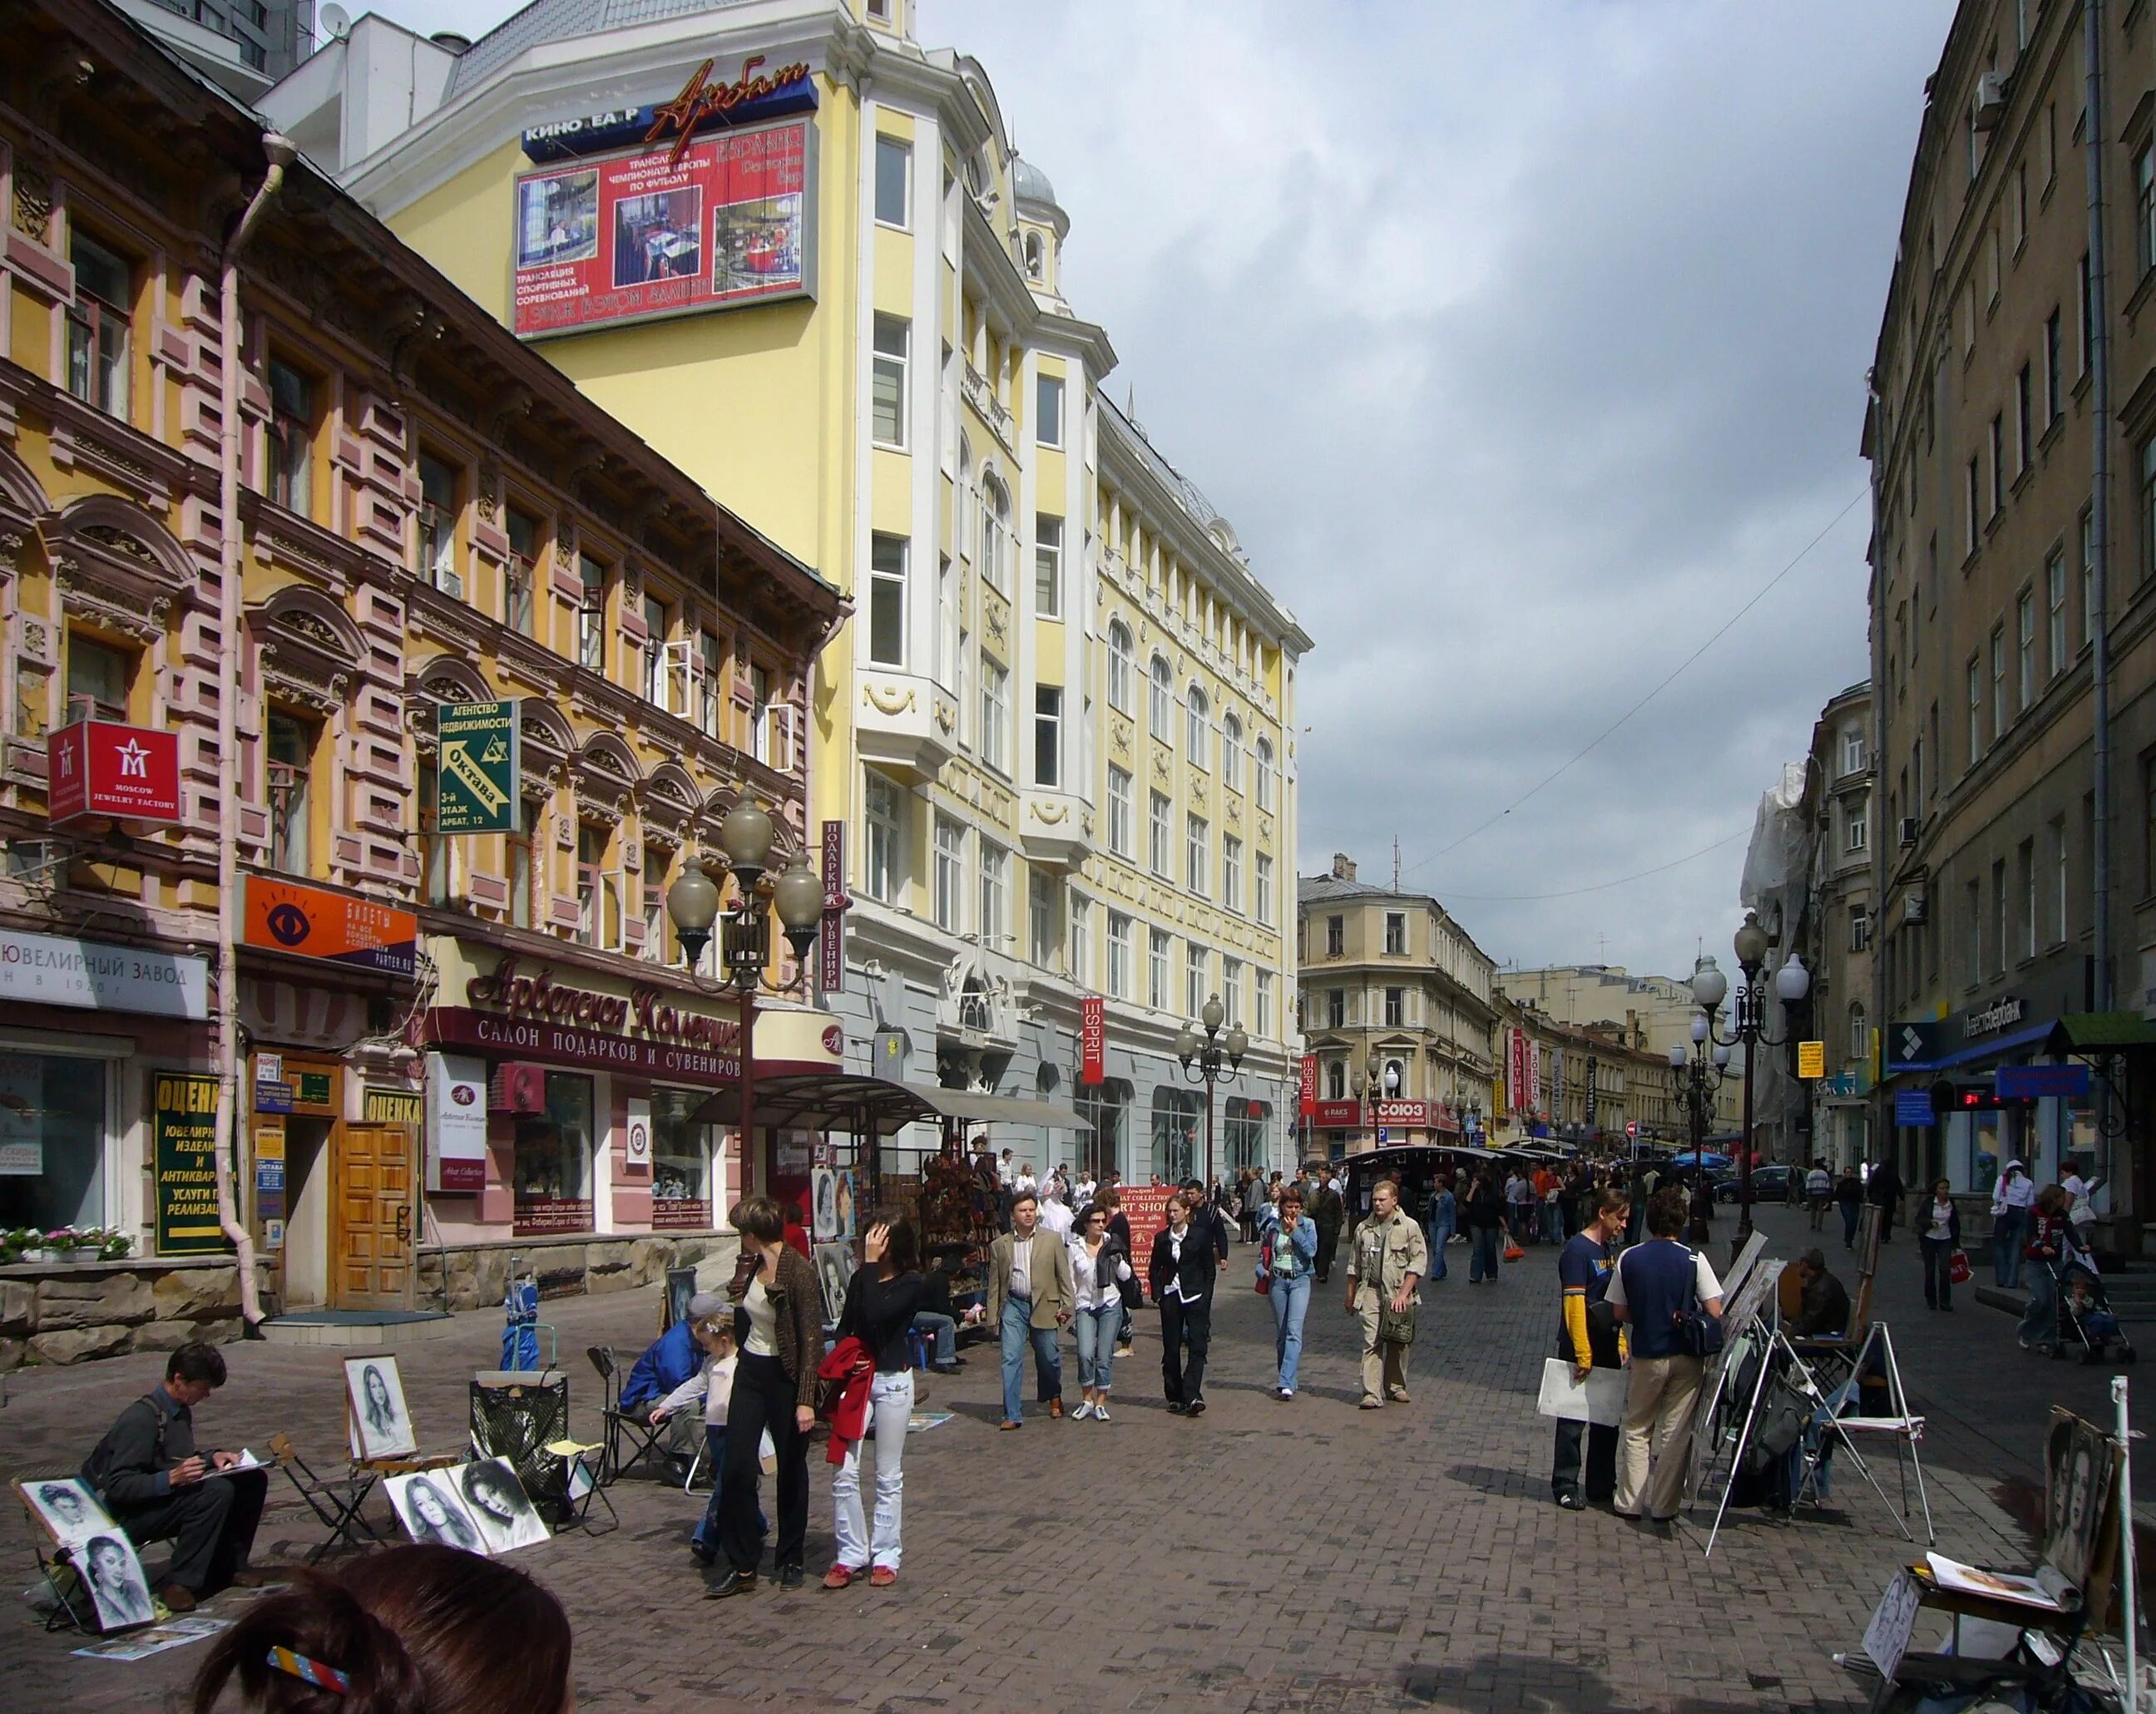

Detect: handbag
[1254, 1238, 1273, 1294]
[1502, 1239, 1525, 1263]
[1947, 1247, 1972, 1285]
[1671, 1248, 1723, 1359]
[1377, 1299, 1417, 1345]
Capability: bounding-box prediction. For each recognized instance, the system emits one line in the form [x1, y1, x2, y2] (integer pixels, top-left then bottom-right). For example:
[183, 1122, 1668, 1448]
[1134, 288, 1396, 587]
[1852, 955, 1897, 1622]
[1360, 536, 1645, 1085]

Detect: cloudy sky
[360, 0, 1951, 982]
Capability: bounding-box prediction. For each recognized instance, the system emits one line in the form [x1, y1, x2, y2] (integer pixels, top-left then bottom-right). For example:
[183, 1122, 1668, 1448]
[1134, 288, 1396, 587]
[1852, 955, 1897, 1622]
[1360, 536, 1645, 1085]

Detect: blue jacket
[619, 1320, 701, 1411]
[1263, 1214, 1318, 1282]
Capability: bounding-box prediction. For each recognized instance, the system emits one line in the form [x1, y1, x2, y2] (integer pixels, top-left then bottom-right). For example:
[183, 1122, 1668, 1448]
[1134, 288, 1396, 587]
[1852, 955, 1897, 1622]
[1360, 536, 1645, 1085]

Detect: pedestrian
[1868, 1154, 1904, 1244]
[1345, 1177, 1429, 1410]
[1506, 1168, 1534, 1246]
[645, 1295, 744, 1564]
[1835, 1163, 1864, 1249]
[78, 1342, 271, 1613]
[2061, 1155, 2103, 1249]
[913, 1248, 966, 1376]
[707, 1196, 821, 1599]
[1466, 1167, 1504, 1284]
[987, 1188, 1075, 1430]
[2019, 1186, 2069, 1352]
[824, 1212, 923, 1589]
[1917, 1178, 1961, 1312]
[1685, 1173, 1713, 1250]
[1540, 1167, 1563, 1245]
[1037, 1179, 1075, 1239]
[1307, 1165, 1346, 1285]
[1098, 1187, 1140, 1356]
[1786, 1247, 1852, 1337]
[1068, 1202, 1133, 1421]
[1266, 1184, 1319, 1399]
[1152, 1190, 1220, 1416]
[1553, 1188, 1629, 1511]
[1608, 1188, 1723, 1531]
[1423, 1177, 1455, 1281]
[187, 1544, 573, 1714]
[1989, 1159, 2033, 1287]
[1806, 1159, 1832, 1230]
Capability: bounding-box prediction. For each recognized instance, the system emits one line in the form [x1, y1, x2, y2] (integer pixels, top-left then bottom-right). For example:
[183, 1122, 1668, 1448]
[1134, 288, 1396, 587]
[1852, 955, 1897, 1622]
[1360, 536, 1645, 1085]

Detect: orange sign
[244, 877, 417, 976]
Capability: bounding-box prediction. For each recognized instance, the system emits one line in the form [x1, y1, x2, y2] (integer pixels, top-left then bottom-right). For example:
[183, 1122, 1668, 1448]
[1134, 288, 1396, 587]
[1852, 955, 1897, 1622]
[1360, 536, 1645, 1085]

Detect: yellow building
[264, 0, 1313, 1182]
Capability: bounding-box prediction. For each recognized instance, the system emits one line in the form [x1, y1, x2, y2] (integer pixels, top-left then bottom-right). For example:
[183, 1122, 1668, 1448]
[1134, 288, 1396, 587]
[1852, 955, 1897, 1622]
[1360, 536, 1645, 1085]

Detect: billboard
[47, 720, 181, 827]
[513, 116, 816, 340]
[244, 877, 418, 978]
[434, 699, 519, 835]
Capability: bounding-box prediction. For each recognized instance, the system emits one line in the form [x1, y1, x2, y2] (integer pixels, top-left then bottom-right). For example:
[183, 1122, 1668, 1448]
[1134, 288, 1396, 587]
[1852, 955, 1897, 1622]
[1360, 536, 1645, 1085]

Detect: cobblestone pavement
[0, 1203, 2131, 1713]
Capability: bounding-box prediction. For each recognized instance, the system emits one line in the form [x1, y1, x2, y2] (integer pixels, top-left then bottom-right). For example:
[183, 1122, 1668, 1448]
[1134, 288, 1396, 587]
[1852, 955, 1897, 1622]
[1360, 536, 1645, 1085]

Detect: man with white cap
[1990, 1159, 2035, 1288]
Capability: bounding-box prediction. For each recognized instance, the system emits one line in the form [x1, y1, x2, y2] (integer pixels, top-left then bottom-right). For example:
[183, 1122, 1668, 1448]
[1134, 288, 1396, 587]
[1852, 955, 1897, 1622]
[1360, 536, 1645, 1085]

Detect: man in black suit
[1151, 1188, 1229, 1417]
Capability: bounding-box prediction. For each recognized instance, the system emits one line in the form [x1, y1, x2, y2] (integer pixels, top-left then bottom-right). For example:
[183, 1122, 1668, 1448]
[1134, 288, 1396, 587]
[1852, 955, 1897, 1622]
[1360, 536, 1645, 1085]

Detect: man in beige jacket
[987, 1189, 1075, 1429]
[1345, 1178, 1430, 1409]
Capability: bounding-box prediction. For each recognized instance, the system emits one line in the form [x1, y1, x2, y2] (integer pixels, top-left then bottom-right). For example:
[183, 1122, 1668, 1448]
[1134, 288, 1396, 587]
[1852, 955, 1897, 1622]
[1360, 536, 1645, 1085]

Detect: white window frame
[1107, 622, 1134, 713]
[1107, 911, 1133, 1000]
[1220, 714, 1241, 793]
[1254, 737, 1274, 812]
[1185, 944, 1208, 1019]
[868, 532, 907, 668]
[934, 815, 965, 932]
[1255, 852, 1274, 926]
[1107, 765, 1133, 857]
[1034, 514, 1063, 618]
[1149, 927, 1171, 1010]
[1149, 791, 1172, 877]
[1186, 813, 1208, 897]
[1037, 373, 1065, 449]
[872, 315, 909, 449]
[865, 771, 903, 904]
[1033, 684, 1061, 788]
[1186, 685, 1209, 768]
[979, 841, 1008, 946]
[873, 133, 911, 230]
[981, 659, 1010, 775]
[1150, 655, 1173, 740]
[1222, 835, 1243, 914]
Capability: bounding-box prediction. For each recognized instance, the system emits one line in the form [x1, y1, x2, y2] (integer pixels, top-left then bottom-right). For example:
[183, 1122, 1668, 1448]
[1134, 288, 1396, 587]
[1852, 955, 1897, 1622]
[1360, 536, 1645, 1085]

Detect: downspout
[1866, 375, 1889, 1182]
[216, 133, 297, 1331]
[2083, 0, 2113, 1020]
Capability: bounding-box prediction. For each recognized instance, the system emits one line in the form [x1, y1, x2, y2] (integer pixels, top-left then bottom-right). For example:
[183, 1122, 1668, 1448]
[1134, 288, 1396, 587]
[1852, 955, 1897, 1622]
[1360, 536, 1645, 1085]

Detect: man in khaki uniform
[1344, 1178, 1429, 1409]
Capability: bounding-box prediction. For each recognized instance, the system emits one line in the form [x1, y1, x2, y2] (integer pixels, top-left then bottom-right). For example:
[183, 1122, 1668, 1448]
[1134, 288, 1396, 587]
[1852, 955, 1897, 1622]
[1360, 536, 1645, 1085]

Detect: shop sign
[625, 1097, 651, 1172]
[1372, 1099, 1429, 1127]
[1298, 1055, 1317, 1117]
[1797, 1041, 1826, 1079]
[457, 954, 741, 1079]
[255, 1080, 293, 1114]
[1964, 996, 2025, 1039]
[0, 927, 207, 1019]
[255, 1122, 285, 1227]
[433, 700, 520, 835]
[426, 1052, 488, 1193]
[520, 55, 818, 163]
[514, 1197, 593, 1237]
[296, 1071, 333, 1107]
[1312, 1099, 1362, 1129]
[512, 115, 818, 341]
[47, 719, 181, 827]
[818, 820, 846, 993]
[244, 878, 417, 978]
[1887, 1018, 1942, 1069]
[1997, 1064, 2091, 1099]
[1122, 1186, 1176, 1259]
[1080, 997, 1105, 1085]
[363, 1088, 423, 1127]
[153, 1071, 231, 1256]
[1894, 1088, 1938, 1127]
[652, 1198, 710, 1231]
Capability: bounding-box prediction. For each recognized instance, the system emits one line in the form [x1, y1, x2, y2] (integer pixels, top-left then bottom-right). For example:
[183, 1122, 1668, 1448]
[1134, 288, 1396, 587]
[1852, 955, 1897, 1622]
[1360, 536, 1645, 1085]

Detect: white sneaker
[1093, 1400, 1110, 1421]
[1071, 1400, 1094, 1420]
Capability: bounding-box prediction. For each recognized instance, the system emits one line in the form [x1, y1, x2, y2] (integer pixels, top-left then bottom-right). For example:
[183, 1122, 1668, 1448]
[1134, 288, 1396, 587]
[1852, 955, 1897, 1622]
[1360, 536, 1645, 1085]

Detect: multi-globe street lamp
[1690, 908, 1810, 1258]
[1669, 1012, 1735, 1180]
[1174, 992, 1247, 1188]
[664, 801, 826, 1177]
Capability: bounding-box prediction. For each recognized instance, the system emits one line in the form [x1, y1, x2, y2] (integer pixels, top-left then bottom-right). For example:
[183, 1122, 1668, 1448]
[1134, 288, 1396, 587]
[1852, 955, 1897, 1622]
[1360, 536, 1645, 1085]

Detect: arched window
[1254, 735, 1274, 812]
[980, 472, 1010, 594]
[1220, 713, 1242, 791]
[1150, 654, 1173, 740]
[1325, 1060, 1346, 1100]
[1849, 1001, 1869, 1061]
[1107, 620, 1134, 714]
[1023, 232, 1045, 279]
[1185, 685, 1209, 768]
[957, 437, 975, 564]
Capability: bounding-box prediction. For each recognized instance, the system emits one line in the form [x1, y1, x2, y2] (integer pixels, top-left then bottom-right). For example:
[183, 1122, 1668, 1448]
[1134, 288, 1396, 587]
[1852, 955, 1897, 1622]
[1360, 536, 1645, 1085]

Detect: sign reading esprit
[1080, 997, 1105, 1086]
[467, 953, 740, 1055]
[47, 719, 180, 827]
[520, 55, 818, 164]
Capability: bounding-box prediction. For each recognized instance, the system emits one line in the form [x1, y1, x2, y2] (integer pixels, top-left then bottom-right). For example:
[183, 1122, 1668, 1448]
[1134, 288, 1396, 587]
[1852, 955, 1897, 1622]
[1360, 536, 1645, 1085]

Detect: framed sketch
[456, 1458, 549, 1554]
[17, 1478, 156, 1632]
[834, 1170, 856, 1242]
[2044, 1411, 2117, 1592]
[813, 1242, 855, 1327]
[384, 1469, 489, 1555]
[22, 1477, 108, 1543]
[346, 1356, 418, 1461]
[811, 1167, 838, 1241]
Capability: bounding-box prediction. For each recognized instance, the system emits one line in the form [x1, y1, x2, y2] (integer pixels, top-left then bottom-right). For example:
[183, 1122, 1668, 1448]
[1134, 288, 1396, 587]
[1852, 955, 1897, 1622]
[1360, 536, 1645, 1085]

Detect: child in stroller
[2054, 1256, 2138, 1365]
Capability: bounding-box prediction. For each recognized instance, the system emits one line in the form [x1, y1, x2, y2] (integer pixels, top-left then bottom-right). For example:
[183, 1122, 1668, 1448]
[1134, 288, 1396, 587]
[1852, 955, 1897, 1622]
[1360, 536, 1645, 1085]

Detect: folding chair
[266, 1433, 385, 1565]
[586, 1346, 668, 1485]
[545, 1439, 618, 1536]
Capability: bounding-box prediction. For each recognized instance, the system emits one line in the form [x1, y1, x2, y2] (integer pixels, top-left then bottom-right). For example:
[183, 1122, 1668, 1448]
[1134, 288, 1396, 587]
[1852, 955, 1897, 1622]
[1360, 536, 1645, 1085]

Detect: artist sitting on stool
[80, 1343, 270, 1613]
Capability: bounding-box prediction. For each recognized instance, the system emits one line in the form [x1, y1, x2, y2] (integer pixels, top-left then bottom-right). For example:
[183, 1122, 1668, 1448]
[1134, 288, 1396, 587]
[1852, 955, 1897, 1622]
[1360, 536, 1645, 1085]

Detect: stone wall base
[414, 1232, 739, 1314]
[0, 1260, 270, 1371]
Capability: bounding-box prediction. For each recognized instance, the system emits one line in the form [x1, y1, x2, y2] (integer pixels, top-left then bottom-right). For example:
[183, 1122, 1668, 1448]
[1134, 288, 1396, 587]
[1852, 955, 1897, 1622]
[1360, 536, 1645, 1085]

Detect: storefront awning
[901, 1084, 1093, 1130]
[2047, 1012, 2156, 1053]
[687, 1074, 938, 1135]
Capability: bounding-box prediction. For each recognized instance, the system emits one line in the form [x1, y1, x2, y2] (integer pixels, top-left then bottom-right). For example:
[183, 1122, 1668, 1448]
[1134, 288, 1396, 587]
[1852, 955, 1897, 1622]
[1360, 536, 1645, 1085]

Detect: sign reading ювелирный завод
[0, 927, 207, 1017]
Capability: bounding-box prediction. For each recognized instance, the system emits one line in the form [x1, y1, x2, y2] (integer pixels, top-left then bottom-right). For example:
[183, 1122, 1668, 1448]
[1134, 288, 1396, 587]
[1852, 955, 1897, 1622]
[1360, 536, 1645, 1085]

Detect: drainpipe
[215, 133, 296, 1331]
[2083, 0, 2113, 1018]
[1866, 375, 1889, 1183]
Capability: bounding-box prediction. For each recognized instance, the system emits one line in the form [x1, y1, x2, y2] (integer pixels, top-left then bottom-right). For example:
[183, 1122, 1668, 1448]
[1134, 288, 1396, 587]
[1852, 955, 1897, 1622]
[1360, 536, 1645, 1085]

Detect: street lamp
[1174, 992, 1247, 1187]
[1669, 1032, 1733, 1183]
[1693, 910, 1810, 1258]
[665, 800, 826, 1194]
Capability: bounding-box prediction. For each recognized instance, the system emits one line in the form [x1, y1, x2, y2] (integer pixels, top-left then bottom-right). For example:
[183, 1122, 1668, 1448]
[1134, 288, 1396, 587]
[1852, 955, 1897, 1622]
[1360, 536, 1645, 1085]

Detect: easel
[1793, 1320, 1933, 1546]
[1680, 1255, 1786, 1515]
[11, 1479, 141, 1637]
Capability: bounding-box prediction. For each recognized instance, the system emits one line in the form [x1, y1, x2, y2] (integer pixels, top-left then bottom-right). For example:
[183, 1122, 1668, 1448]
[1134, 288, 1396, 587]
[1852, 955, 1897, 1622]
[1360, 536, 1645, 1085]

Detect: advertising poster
[153, 1072, 231, 1255]
[513, 117, 815, 339]
[425, 1053, 488, 1193]
[245, 878, 418, 978]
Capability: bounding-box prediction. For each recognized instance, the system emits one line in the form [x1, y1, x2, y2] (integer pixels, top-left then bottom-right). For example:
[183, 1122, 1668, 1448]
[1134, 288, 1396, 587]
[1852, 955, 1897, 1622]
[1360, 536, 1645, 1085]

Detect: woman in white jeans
[825, 1213, 924, 1589]
[1067, 1204, 1134, 1420]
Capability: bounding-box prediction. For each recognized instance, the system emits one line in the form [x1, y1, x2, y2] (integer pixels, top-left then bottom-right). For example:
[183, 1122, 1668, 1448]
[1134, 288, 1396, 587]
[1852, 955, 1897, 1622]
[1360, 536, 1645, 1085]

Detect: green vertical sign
[436, 699, 520, 835]
[153, 1071, 232, 1256]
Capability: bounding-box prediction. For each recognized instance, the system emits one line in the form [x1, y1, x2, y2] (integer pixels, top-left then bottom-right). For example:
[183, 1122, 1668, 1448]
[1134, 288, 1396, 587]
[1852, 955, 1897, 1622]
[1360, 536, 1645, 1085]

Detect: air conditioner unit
[490, 1061, 546, 1114]
[1972, 70, 2007, 131]
[1904, 889, 1928, 926]
[1898, 817, 1920, 848]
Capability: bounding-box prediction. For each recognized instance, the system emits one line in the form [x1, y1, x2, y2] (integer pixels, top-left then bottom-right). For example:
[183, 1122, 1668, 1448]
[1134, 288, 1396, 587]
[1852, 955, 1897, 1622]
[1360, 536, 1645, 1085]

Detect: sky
[349, 0, 1954, 983]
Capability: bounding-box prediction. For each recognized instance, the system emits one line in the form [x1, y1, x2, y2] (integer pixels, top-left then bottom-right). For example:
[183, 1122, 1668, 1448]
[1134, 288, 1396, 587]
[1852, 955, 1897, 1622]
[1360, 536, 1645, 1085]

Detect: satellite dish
[320, 2, 350, 40]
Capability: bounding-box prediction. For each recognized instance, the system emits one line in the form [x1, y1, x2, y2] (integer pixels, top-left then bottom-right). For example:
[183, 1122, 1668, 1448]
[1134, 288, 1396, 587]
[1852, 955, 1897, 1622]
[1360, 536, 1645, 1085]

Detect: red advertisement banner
[1372, 1099, 1429, 1127]
[513, 117, 814, 338]
[47, 720, 181, 827]
[1298, 1055, 1317, 1117]
[818, 820, 845, 993]
[1312, 1099, 1363, 1129]
[1080, 997, 1105, 1085]
[1121, 1185, 1177, 1263]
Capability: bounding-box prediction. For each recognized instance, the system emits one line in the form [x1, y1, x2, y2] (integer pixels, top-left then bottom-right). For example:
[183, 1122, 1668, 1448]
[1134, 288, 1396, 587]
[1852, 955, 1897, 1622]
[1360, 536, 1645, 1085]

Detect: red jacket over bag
[816, 1336, 875, 1465]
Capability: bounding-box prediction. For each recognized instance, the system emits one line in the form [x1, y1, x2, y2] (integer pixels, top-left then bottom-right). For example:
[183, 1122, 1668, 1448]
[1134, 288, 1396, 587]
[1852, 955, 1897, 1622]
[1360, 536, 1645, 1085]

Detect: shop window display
[1222, 1097, 1272, 1173]
[513, 1073, 594, 1236]
[0, 1053, 107, 1235]
[1149, 1085, 1199, 1186]
[650, 1086, 714, 1230]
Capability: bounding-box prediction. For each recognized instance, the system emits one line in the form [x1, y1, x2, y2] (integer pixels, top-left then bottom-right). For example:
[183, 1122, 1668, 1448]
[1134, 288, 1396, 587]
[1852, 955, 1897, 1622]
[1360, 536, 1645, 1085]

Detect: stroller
[2050, 1255, 2137, 1365]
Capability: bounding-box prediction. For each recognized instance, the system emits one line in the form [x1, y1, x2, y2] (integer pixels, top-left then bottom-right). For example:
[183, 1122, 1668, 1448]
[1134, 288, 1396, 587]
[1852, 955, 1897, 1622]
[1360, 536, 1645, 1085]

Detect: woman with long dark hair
[1465, 1168, 1505, 1284]
[824, 1209, 925, 1589]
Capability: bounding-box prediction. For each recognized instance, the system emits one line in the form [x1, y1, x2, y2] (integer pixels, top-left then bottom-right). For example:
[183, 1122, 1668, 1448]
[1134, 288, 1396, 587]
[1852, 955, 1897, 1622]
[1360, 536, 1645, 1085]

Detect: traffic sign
[435, 699, 520, 834]
[1797, 1040, 1826, 1079]
[1625, 1119, 1638, 1139]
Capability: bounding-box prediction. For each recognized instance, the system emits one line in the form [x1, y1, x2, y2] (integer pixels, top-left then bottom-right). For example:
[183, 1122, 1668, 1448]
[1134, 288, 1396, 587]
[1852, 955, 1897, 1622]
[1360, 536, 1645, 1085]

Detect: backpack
[81, 1393, 170, 1499]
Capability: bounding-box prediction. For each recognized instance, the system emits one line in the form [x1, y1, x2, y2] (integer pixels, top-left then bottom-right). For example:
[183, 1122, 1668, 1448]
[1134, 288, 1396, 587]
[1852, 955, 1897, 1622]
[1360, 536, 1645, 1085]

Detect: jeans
[719, 1351, 808, 1575]
[1470, 1225, 1501, 1282]
[1073, 1302, 1120, 1391]
[690, 1425, 764, 1555]
[1424, 1220, 1452, 1279]
[1270, 1271, 1312, 1392]
[2020, 1264, 2058, 1346]
[833, 1370, 912, 1572]
[912, 1311, 957, 1366]
[1000, 1296, 1062, 1423]
[1160, 1292, 1211, 1405]
[1840, 1201, 1861, 1247]
[1920, 1236, 1955, 1308]
[1992, 1209, 2026, 1288]
[1540, 1203, 1561, 1245]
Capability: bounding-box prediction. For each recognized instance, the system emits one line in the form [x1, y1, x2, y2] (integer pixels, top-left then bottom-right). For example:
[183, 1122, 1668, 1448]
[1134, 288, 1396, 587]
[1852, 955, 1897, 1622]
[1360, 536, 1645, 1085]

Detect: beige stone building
[1797, 681, 1877, 1169]
[1499, 965, 1743, 1133]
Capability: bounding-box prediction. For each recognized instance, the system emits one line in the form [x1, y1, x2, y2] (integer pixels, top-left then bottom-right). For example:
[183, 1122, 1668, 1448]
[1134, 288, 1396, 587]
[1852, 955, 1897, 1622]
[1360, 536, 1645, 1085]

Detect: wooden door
[332, 1124, 413, 1310]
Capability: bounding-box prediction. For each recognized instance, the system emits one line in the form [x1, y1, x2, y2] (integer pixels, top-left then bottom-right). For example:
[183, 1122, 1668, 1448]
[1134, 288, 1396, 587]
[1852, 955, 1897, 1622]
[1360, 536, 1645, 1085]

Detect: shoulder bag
[1671, 1247, 1723, 1359]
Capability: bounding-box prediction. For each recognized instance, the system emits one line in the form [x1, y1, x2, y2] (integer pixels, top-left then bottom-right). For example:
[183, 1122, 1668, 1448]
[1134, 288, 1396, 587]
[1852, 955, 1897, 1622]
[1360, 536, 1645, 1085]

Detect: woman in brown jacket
[709, 1194, 824, 1599]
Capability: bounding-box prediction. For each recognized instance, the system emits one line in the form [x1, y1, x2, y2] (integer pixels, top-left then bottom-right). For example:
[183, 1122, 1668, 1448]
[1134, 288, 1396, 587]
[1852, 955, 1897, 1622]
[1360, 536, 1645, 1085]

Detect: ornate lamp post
[1669, 1011, 1734, 1182]
[665, 801, 825, 1195]
[1174, 992, 1247, 1188]
[1692, 910, 1810, 1257]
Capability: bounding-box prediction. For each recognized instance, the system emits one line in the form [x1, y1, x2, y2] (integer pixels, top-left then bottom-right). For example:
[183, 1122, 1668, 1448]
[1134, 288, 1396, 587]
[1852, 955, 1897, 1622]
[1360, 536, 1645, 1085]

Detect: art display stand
[1792, 1321, 1933, 1547]
[1681, 1257, 1786, 1514]
[14, 1487, 100, 1636]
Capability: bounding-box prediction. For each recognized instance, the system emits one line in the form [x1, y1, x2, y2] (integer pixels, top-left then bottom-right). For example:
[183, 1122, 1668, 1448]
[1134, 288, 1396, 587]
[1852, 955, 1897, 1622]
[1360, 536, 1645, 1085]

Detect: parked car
[1713, 1163, 1795, 1203]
